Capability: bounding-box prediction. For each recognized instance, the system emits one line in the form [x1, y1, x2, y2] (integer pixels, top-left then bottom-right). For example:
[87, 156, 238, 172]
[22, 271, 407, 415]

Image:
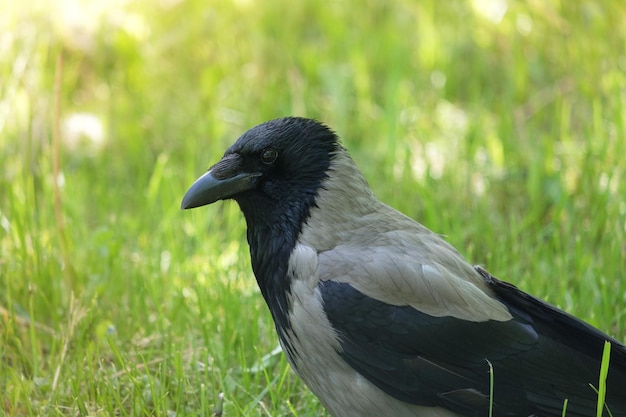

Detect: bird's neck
[238, 186, 317, 341]
[243, 216, 292, 325]
[298, 152, 386, 251]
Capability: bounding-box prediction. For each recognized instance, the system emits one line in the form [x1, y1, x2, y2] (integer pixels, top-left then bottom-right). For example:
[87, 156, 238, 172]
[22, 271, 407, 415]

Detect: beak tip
[180, 192, 202, 210]
[180, 170, 216, 210]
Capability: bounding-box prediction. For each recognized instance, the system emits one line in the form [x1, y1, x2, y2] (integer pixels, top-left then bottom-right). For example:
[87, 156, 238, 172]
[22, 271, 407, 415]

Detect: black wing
[319, 272, 626, 417]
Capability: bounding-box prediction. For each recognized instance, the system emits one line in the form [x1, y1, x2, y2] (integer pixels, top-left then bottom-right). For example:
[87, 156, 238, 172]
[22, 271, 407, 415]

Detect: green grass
[1, 0, 625, 415]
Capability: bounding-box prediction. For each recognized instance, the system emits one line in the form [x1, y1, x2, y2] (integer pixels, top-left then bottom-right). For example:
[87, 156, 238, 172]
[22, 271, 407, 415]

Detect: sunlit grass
[1, 0, 625, 415]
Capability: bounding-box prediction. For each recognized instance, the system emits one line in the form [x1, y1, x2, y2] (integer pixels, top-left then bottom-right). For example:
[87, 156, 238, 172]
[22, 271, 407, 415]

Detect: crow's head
[182, 117, 340, 224]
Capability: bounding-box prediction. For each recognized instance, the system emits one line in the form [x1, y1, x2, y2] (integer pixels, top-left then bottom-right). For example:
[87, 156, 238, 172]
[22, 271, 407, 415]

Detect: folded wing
[318, 247, 626, 417]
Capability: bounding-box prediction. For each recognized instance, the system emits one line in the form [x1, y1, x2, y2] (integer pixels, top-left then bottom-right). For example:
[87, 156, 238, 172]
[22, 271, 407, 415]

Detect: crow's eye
[260, 148, 278, 165]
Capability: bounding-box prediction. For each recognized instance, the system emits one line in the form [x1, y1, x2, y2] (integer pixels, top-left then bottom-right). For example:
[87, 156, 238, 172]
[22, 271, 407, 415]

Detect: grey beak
[181, 154, 260, 209]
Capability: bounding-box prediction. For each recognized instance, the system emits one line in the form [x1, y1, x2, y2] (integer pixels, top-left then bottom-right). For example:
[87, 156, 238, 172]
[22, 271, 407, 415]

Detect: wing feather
[318, 239, 511, 321]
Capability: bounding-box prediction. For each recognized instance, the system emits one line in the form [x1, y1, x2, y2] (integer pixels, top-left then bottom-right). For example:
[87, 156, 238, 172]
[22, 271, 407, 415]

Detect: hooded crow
[181, 117, 626, 417]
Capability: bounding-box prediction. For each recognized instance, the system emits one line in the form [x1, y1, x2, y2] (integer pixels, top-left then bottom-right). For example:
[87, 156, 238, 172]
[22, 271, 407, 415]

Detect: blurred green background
[1, 0, 625, 415]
